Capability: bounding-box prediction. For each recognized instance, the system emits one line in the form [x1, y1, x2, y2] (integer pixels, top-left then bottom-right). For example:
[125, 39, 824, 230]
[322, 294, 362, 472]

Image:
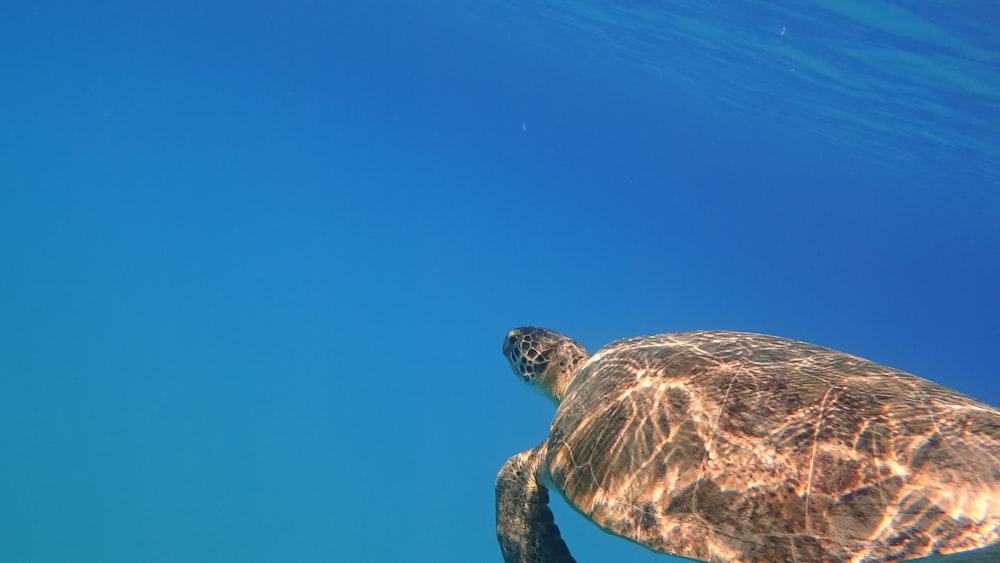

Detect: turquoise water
[1, 2, 997, 562]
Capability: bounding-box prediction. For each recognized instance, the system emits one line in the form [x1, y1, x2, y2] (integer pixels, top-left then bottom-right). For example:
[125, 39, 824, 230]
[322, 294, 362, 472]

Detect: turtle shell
[543, 330, 1000, 562]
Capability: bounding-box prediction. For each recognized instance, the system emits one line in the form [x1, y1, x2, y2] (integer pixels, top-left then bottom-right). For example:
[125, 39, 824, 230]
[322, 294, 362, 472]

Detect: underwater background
[2, 1, 998, 562]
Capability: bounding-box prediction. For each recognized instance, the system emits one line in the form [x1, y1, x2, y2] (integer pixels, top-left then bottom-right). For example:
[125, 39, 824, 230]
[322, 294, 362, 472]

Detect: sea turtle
[495, 327, 1000, 563]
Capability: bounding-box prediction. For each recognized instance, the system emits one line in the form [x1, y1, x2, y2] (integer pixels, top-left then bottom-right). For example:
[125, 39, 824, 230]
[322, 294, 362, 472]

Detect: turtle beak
[503, 331, 516, 360]
[503, 329, 527, 380]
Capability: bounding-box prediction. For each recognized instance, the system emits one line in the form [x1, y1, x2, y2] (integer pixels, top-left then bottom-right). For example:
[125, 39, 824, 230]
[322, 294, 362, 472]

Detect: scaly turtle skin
[495, 327, 1000, 563]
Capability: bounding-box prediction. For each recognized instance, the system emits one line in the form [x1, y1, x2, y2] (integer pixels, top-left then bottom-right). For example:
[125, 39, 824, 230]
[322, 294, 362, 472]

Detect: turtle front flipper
[496, 445, 576, 563]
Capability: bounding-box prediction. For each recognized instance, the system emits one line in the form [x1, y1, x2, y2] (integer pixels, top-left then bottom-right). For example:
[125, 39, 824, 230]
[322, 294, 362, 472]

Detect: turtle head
[503, 327, 588, 405]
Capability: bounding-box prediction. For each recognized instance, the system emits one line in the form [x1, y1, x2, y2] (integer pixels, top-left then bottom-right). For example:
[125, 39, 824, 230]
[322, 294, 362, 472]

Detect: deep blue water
[1, 2, 998, 562]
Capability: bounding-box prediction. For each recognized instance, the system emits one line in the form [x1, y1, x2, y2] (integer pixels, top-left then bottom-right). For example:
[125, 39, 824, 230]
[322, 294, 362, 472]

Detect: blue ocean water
[1, 1, 997, 562]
